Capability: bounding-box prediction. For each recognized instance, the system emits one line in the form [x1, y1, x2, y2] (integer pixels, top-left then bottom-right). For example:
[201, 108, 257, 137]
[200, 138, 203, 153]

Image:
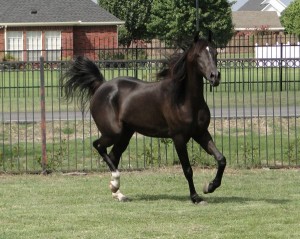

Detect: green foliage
[147, 0, 194, 46]
[200, 0, 234, 46]
[98, 0, 234, 47]
[148, 0, 234, 47]
[37, 139, 68, 172]
[285, 137, 300, 163]
[280, 0, 300, 36]
[98, 0, 153, 46]
[98, 48, 147, 68]
[3, 53, 16, 61]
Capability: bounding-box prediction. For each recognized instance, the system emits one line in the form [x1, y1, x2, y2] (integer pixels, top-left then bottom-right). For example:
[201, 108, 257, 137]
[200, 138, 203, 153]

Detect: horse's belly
[121, 96, 170, 137]
[126, 117, 170, 138]
[135, 126, 170, 138]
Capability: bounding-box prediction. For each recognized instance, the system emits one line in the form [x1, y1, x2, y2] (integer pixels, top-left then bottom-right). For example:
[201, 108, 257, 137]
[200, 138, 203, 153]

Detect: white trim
[4, 25, 7, 52]
[261, 0, 287, 8]
[0, 21, 125, 27]
[261, 0, 286, 15]
[235, 27, 284, 31]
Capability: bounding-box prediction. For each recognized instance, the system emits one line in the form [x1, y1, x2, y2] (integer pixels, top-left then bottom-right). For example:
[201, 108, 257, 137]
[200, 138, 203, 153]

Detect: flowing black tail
[61, 56, 104, 111]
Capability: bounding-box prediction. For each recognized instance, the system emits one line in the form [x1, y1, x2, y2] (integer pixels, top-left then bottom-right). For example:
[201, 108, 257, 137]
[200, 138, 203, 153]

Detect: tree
[98, 0, 153, 46]
[98, 0, 234, 47]
[280, 0, 300, 36]
[147, 0, 234, 47]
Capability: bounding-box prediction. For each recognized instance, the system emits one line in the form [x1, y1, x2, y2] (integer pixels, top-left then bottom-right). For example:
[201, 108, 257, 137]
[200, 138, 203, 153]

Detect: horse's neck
[185, 71, 205, 103]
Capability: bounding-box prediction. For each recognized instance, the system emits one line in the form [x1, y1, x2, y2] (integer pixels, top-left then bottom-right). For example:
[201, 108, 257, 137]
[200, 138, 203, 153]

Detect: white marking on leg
[109, 170, 120, 193]
[109, 171, 129, 201]
[112, 190, 129, 202]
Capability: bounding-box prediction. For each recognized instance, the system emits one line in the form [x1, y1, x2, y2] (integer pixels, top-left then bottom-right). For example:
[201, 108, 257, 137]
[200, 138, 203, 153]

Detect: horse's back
[91, 76, 169, 137]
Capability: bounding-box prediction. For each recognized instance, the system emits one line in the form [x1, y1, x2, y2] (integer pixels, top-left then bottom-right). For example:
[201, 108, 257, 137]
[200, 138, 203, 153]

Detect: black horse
[61, 35, 226, 204]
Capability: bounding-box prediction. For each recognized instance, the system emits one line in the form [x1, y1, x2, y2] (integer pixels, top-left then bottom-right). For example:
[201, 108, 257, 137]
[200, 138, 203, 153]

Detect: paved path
[1, 106, 299, 122]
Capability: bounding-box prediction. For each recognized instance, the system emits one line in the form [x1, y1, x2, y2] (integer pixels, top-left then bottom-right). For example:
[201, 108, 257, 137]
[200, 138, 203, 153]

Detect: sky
[230, 0, 249, 11]
[229, 0, 293, 11]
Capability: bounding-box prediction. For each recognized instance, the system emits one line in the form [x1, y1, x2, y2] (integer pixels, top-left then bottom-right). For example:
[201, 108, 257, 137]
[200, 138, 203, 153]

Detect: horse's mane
[157, 51, 188, 82]
[157, 39, 207, 104]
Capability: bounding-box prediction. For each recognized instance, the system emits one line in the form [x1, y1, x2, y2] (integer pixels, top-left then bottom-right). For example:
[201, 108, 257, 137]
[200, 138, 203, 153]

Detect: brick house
[0, 0, 124, 61]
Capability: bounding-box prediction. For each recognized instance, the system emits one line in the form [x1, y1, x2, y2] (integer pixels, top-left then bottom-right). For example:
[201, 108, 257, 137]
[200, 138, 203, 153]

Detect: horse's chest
[166, 107, 209, 135]
[196, 109, 211, 129]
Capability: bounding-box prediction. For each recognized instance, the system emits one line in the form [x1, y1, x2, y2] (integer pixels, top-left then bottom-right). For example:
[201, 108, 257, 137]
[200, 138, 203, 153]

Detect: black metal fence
[1, 34, 299, 173]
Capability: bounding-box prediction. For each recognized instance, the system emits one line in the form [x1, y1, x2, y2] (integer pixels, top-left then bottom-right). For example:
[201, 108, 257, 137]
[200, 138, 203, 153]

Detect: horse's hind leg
[108, 130, 134, 201]
[193, 130, 227, 194]
[93, 136, 116, 171]
[93, 136, 125, 201]
[93, 131, 133, 202]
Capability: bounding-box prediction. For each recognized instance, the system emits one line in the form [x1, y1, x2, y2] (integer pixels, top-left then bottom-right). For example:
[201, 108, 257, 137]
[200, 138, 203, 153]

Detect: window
[26, 31, 42, 61]
[6, 31, 23, 60]
[45, 31, 61, 61]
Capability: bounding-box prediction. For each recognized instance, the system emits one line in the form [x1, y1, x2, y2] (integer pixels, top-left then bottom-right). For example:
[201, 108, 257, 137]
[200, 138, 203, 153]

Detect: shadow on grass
[134, 194, 189, 202]
[133, 194, 291, 204]
[208, 196, 291, 204]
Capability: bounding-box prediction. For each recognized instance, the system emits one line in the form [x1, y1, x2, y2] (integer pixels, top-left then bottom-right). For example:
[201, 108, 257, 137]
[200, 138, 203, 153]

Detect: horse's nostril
[211, 71, 220, 79]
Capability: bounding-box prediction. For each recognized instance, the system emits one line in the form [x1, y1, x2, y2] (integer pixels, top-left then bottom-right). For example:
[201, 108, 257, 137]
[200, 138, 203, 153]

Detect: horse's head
[189, 36, 220, 87]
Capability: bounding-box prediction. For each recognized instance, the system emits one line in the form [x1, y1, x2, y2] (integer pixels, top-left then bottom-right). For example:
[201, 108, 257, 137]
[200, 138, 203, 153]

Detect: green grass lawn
[0, 168, 299, 239]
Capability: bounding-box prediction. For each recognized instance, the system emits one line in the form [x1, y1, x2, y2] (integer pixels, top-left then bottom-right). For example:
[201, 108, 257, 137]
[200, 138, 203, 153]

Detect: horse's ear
[194, 31, 200, 42]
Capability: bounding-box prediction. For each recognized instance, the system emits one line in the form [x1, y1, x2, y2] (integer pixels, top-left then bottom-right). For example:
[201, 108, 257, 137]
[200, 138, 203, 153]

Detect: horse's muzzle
[209, 71, 220, 87]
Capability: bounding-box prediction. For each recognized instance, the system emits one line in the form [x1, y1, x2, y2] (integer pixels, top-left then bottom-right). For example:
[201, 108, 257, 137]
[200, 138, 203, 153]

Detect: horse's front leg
[173, 136, 205, 204]
[193, 130, 226, 194]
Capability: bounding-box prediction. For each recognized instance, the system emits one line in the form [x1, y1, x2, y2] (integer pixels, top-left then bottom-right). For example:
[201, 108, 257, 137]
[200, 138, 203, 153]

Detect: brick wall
[0, 25, 118, 61]
[61, 27, 73, 60]
[73, 25, 118, 60]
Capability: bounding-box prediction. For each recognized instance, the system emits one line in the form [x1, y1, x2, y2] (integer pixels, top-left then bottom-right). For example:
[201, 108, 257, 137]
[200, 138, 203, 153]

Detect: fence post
[40, 56, 47, 174]
[135, 45, 138, 78]
[279, 42, 283, 91]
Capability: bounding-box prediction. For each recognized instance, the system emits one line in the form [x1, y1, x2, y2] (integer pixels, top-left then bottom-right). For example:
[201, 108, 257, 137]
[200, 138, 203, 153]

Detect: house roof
[0, 0, 124, 27]
[238, 0, 292, 11]
[232, 11, 284, 30]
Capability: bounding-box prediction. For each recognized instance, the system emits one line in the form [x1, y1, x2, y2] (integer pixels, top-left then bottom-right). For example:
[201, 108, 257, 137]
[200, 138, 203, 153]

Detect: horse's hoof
[119, 195, 130, 202]
[191, 193, 205, 204]
[197, 200, 208, 206]
[203, 182, 215, 194]
[203, 183, 210, 194]
[112, 190, 130, 202]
